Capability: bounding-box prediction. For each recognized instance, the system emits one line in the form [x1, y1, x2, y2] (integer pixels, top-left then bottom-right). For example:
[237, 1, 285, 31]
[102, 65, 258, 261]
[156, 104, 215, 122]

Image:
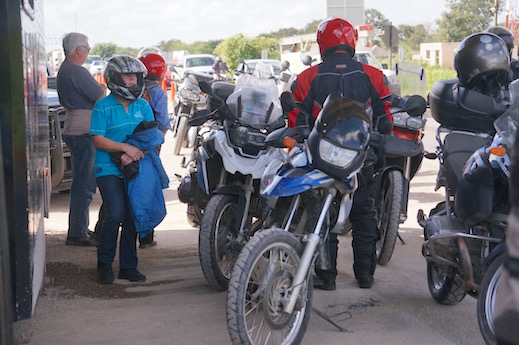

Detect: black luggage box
[429, 78, 507, 134]
[209, 81, 235, 111]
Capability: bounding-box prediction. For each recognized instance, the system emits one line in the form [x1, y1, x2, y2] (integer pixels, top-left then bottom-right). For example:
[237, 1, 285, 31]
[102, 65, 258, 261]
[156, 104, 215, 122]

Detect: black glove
[377, 116, 393, 134]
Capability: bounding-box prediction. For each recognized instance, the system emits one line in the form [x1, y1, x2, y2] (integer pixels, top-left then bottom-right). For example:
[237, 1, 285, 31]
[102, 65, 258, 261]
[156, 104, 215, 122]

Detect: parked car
[47, 86, 72, 192]
[89, 60, 107, 75]
[175, 54, 216, 77]
[354, 50, 401, 96]
[244, 59, 282, 78]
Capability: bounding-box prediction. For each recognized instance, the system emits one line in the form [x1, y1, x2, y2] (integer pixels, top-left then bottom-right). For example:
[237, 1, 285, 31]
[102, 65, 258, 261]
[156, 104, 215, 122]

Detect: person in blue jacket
[90, 55, 158, 284]
[137, 51, 171, 248]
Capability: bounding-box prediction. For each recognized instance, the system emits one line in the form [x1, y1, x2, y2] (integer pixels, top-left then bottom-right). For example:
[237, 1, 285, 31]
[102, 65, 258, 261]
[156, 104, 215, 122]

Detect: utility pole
[495, 0, 500, 25]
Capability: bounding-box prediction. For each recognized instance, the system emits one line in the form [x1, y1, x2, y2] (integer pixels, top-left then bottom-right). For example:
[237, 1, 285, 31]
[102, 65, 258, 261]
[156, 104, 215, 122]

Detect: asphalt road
[13, 113, 486, 345]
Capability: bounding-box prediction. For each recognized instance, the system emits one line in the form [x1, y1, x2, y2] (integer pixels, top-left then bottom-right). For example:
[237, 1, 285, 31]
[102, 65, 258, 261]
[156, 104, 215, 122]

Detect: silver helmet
[104, 54, 147, 101]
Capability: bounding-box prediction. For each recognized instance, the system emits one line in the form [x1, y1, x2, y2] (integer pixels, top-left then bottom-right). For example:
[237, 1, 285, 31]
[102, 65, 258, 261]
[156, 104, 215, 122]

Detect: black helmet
[485, 26, 515, 55]
[104, 54, 147, 101]
[454, 32, 510, 95]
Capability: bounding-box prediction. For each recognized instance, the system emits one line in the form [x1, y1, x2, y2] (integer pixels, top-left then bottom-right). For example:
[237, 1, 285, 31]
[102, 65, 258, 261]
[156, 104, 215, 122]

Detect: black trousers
[316, 162, 378, 281]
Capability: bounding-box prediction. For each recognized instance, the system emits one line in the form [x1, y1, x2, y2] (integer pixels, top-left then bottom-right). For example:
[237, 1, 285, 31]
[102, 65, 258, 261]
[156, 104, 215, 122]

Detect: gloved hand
[377, 115, 393, 134]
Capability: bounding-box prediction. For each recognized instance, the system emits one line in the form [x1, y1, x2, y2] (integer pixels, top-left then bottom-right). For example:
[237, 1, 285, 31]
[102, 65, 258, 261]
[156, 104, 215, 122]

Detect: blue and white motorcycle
[226, 92, 425, 345]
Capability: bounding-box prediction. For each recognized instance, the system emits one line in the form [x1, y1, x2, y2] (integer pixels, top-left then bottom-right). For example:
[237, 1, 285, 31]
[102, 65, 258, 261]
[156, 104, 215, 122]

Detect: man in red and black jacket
[289, 17, 393, 289]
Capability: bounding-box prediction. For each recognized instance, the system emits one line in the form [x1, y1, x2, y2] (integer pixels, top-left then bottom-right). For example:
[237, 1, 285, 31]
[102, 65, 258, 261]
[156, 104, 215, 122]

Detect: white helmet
[104, 55, 147, 101]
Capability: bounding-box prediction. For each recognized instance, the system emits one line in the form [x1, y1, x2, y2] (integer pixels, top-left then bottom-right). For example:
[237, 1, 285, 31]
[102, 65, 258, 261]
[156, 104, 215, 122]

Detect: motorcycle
[171, 69, 213, 155]
[373, 62, 428, 265]
[372, 93, 427, 265]
[417, 78, 516, 345]
[226, 92, 427, 345]
[178, 63, 286, 290]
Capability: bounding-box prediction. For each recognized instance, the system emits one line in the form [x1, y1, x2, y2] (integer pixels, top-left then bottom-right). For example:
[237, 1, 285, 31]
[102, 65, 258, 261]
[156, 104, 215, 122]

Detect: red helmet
[138, 52, 166, 80]
[317, 17, 358, 58]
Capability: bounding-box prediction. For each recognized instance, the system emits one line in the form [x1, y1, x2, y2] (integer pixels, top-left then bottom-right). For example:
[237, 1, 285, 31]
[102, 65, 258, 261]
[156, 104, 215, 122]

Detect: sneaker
[356, 275, 374, 289]
[66, 236, 98, 247]
[118, 268, 146, 282]
[312, 275, 336, 291]
[97, 262, 114, 284]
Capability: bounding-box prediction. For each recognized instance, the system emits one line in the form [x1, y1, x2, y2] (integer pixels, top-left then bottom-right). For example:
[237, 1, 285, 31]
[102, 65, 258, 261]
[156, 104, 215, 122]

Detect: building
[418, 42, 460, 69]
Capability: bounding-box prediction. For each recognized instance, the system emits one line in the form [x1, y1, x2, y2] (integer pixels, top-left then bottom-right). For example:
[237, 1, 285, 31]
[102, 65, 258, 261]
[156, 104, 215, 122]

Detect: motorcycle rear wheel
[174, 115, 188, 156]
[226, 229, 312, 345]
[477, 254, 505, 345]
[376, 170, 403, 265]
[199, 194, 240, 290]
[427, 261, 466, 305]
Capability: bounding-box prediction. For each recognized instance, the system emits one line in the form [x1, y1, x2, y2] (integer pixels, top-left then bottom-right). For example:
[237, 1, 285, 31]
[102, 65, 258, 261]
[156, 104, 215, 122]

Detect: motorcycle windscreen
[494, 78, 519, 147]
[396, 61, 427, 98]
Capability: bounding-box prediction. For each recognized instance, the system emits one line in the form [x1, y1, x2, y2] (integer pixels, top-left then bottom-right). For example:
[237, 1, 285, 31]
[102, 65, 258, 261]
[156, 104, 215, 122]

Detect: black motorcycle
[417, 78, 516, 345]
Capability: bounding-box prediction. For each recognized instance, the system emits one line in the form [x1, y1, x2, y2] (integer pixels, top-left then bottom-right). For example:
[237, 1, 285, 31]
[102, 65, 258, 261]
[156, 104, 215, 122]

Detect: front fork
[284, 192, 334, 314]
[234, 175, 254, 244]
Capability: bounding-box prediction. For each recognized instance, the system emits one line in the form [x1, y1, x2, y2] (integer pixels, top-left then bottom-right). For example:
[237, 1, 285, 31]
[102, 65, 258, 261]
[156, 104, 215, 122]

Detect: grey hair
[62, 32, 88, 56]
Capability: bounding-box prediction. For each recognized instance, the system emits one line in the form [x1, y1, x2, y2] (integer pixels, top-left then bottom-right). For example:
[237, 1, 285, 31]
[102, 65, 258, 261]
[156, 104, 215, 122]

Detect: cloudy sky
[44, 0, 451, 51]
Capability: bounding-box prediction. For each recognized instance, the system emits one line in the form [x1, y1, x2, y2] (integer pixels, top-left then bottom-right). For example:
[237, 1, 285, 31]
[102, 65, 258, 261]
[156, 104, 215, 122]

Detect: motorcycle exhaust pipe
[457, 237, 478, 293]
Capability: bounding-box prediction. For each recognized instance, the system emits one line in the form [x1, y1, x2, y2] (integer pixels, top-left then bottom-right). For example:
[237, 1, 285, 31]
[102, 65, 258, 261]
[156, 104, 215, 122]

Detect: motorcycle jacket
[288, 52, 390, 130]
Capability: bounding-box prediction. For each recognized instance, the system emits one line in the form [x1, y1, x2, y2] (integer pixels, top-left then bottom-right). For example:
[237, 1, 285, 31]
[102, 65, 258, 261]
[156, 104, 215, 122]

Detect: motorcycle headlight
[230, 126, 249, 146]
[319, 139, 357, 168]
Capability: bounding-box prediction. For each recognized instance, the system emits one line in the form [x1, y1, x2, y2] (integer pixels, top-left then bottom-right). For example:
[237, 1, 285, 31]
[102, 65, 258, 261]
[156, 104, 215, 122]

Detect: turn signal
[283, 137, 297, 149]
[489, 146, 506, 157]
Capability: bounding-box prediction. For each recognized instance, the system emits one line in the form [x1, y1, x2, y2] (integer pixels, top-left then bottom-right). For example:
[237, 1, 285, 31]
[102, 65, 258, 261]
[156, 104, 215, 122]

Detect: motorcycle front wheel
[376, 170, 403, 265]
[173, 115, 188, 156]
[226, 229, 312, 345]
[477, 254, 506, 345]
[199, 194, 240, 290]
[427, 261, 466, 305]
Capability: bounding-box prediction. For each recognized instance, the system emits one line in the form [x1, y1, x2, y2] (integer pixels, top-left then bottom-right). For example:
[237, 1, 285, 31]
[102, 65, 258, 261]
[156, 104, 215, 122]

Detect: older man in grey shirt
[57, 32, 105, 246]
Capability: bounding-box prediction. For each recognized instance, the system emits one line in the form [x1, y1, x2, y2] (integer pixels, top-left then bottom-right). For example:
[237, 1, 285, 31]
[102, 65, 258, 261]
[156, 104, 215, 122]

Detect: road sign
[382, 25, 399, 48]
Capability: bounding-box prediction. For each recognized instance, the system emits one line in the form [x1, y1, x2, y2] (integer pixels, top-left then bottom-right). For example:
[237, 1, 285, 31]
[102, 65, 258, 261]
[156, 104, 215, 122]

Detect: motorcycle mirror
[404, 95, 427, 117]
[280, 91, 296, 114]
[301, 55, 312, 66]
[265, 127, 299, 148]
[188, 109, 212, 127]
[281, 60, 290, 72]
[198, 81, 214, 95]
[238, 58, 245, 64]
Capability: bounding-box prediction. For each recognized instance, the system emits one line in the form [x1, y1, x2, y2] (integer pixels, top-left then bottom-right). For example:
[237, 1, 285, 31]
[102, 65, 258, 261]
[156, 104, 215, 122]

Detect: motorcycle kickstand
[312, 307, 352, 333]
[397, 231, 406, 245]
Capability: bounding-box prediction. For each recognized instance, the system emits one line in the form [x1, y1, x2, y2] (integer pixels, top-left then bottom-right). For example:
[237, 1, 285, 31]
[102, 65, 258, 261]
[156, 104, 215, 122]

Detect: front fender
[263, 167, 335, 197]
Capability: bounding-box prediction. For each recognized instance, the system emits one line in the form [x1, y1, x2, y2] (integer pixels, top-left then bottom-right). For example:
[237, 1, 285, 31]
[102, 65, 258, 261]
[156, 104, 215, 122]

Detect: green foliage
[91, 43, 118, 58]
[365, 8, 390, 30]
[91, 42, 138, 58]
[434, 0, 493, 42]
[424, 65, 457, 92]
[213, 34, 280, 70]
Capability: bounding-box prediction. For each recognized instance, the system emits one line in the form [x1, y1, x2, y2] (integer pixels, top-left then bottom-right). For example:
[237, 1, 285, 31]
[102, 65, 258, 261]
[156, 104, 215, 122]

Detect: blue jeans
[96, 175, 138, 269]
[63, 134, 96, 238]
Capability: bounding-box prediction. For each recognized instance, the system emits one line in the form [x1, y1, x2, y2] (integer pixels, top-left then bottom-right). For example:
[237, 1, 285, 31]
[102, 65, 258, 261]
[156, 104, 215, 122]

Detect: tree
[213, 34, 279, 70]
[435, 0, 493, 42]
[365, 8, 391, 30]
[91, 43, 118, 58]
[397, 24, 432, 52]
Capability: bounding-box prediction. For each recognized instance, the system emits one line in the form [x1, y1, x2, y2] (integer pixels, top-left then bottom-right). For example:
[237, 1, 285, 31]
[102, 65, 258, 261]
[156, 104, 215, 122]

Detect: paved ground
[13, 115, 487, 345]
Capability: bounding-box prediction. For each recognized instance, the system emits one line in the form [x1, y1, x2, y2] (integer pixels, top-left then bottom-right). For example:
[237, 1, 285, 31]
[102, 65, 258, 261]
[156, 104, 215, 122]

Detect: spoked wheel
[477, 254, 505, 345]
[376, 170, 403, 265]
[199, 194, 241, 290]
[427, 261, 466, 305]
[227, 229, 312, 345]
